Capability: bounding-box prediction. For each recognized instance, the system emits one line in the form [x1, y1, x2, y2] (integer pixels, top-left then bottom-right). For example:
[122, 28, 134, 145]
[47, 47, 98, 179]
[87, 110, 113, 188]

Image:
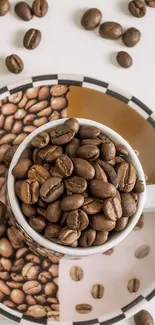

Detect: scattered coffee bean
[129, 0, 146, 17]
[117, 51, 133, 69]
[99, 22, 123, 39]
[76, 304, 92, 314]
[127, 278, 140, 292]
[5, 54, 24, 74]
[23, 29, 42, 50]
[14, 1, 33, 21]
[103, 247, 114, 255]
[0, 0, 10, 16]
[134, 213, 144, 230]
[70, 266, 83, 281]
[91, 284, 104, 298]
[135, 245, 150, 259]
[134, 310, 154, 325]
[145, 0, 155, 6]
[32, 0, 48, 17]
[81, 8, 102, 30]
[122, 28, 141, 47]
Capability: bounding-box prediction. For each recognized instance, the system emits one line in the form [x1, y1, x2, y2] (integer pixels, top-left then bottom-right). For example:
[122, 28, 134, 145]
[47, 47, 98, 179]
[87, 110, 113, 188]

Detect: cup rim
[7, 118, 146, 256]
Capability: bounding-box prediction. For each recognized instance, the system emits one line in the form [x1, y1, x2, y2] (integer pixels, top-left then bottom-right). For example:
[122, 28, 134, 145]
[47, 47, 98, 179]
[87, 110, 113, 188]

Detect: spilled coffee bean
[128, 0, 146, 17]
[135, 245, 150, 259]
[127, 278, 140, 292]
[23, 29, 42, 50]
[76, 304, 92, 314]
[5, 55, 24, 74]
[134, 310, 154, 325]
[81, 8, 102, 30]
[70, 266, 83, 281]
[91, 284, 104, 298]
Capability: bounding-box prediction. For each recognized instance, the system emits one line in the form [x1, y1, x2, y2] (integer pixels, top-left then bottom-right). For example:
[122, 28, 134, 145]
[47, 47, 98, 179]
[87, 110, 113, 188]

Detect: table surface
[0, 0, 155, 324]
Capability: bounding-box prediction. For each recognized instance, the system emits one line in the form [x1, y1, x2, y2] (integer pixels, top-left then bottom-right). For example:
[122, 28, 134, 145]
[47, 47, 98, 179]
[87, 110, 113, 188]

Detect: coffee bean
[93, 231, 108, 246]
[93, 162, 108, 182]
[134, 213, 144, 230]
[135, 245, 150, 259]
[39, 145, 62, 163]
[79, 229, 96, 247]
[134, 179, 145, 193]
[22, 262, 40, 280]
[90, 214, 116, 231]
[103, 198, 122, 221]
[115, 217, 129, 231]
[127, 278, 140, 293]
[15, 179, 39, 204]
[12, 158, 32, 179]
[77, 145, 99, 161]
[99, 22, 123, 39]
[81, 8, 102, 30]
[51, 97, 67, 110]
[59, 227, 81, 245]
[0, 145, 10, 162]
[28, 165, 50, 185]
[64, 118, 79, 134]
[50, 125, 74, 145]
[90, 179, 116, 199]
[104, 248, 114, 255]
[40, 177, 64, 203]
[117, 51, 133, 69]
[5, 54, 24, 74]
[29, 100, 48, 113]
[51, 85, 68, 97]
[8, 91, 23, 104]
[10, 289, 25, 304]
[117, 163, 136, 192]
[146, 0, 155, 6]
[76, 304, 92, 314]
[3, 145, 18, 166]
[25, 254, 40, 264]
[91, 284, 104, 298]
[60, 194, 84, 211]
[101, 142, 116, 161]
[15, 1, 33, 20]
[65, 138, 80, 158]
[121, 193, 137, 217]
[29, 216, 46, 232]
[23, 281, 42, 295]
[2, 103, 18, 116]
[79, 125, 100, 139]
[134, 310, 154, 325]
[0, 280, 10, 295]
[46, 200, 62, 222]
[49, 166, 63, 178]
[82, 197, 103, 214]
[0, 201, 6, 224]
[64, 176, 87, 194]
[32, 0, 48, 17]
[31, 132, 50, 149]
[129, 0, 146, 17]
[66, 209, 89, 230]
[44, 223, 61, 239]
[122, 28, 141, 47]
[23, 28, 42, 50]
[102, 163, 118, 188]
[0, 239, 13, 257]
[0, 0, 10, 16]
[55, 154, 73, 177]
[70, 266, 83, 281]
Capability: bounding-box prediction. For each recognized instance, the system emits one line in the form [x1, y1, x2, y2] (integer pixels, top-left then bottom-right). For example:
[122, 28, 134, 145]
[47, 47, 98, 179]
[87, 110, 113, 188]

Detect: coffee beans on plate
[14, 2, 33, 21]
[122, 28, 141, 47]
[5, 55, 24, 74]
[134, 310, 154, 325]
[81, 8, 102, 30]
[23, 29, 42, 50]
[0, 0, 10, 16]
[13, 118, 144, 248]
[99, 22, 123, 40]
[129, 0, 146, 17]
[117, 51, 133, 69]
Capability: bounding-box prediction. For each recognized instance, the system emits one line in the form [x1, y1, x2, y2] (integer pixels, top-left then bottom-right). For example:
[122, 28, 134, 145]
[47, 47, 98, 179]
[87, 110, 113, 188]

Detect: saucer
[0, 74, 154, 324]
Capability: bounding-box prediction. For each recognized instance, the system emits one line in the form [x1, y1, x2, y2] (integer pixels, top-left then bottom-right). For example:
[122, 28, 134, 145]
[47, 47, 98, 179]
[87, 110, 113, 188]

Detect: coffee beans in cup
[12, 118, 144, 248]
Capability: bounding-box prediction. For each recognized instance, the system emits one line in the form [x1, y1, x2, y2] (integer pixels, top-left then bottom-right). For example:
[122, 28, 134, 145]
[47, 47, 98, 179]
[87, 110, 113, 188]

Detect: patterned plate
[0, 74, 155, 325]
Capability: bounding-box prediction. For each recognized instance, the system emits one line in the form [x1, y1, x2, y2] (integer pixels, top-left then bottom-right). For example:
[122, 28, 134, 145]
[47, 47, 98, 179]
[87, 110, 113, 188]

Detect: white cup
[7, 118, 155, 258]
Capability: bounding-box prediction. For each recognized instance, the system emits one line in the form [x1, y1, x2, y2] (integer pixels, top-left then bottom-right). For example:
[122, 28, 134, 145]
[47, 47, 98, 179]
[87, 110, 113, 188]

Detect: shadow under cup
[7, 118, 146, 258]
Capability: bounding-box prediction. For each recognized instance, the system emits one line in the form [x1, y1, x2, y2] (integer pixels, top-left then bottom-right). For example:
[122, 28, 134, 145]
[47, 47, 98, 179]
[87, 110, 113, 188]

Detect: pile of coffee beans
[81, 2, 154, 68]
[12, 118, 144, 248]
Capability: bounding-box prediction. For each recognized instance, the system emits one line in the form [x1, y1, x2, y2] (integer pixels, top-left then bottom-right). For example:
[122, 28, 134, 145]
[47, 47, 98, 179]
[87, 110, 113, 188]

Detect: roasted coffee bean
[117, 51, 133, 69]
[0, 0, 10, 16]
[131, 192, 139, 203]
[103, 198, 122, 221]
[90, 179, 116, 198]
[5, 54, 24, 74]
[0, 238, 13, 258]
[115, 217, 129, 231]
[127, 278, 140, 293]
[93, 162, 108, 182]
[146, 0, 155, 6]
[79, 125, 100, 139]
[82, 197, 103, 214]
[76, 304, 92, 314]
[44, 223, 61, 239]
[65, 138, 80, 158]
[134, 179, 145, 193]
[122, 28, 141, 47]
[135, 245, 150, 259]
[0, 144, 10, 162]
[40, 177, 64, 203]
[117, 162, 136, 192]
[38, 271, 52, 283]
[73, 158, 95, 180]
[134, 310, 154, 325]
[10, 289, 25, 304]
[77, 145, 99, 161]
[15, 179, 39, 204]
[70, 266, 83, 281]
[38, 86, 50, 101]
[64, 176, 87, 193]
[29, 216, 46, 232]
[59, 227, 81, 245]
[0, 280, 10, 295]
[23, 29, 42, 50]
[93, 231, 108, 246]
[91, 284, 104, 298]
[32, 0, 48, 17]
[55, 154, 73, 177]
[79, 229, 96, 247]
[28, 165, 50, 185]
[90, 214, 116, 231]
[15, 1, 33, 20]
[81, 8, 102, 30]
[101, 142, 116, 161]
[39, 145, 62, 163]
[134, 213, 144, 230]
[64, 118, 80, 134]
[31, 132, 50, 149]
[99, 22, 123, 39]
[16, 247, 28, 259]
[81, 138, 102, 147]
[129, 0, 146, 17]
[50, 125, 74, 145]
[32, 148, 42, 165]
[22, 262, 40, 280]
[102, 163, 118, 188]
[0, 201, 6, 224]
[51, 97, 67, 110]
[49, 166, 63, 178]
[66, 209, 89, 230]
[116, 144, 129, 157]
[104, 248, 114, 255]
[7, 227, 24, 249]
[3, 145, 18, 166]
[51, 85, 68, 97]
[60, 194, 84, 211]
[27, 305, 47, 318]
[46, 200, 62, 222]
[121, 193, 137, 217]
[12, 158, 32, 179]
[23, 281, 42, 295]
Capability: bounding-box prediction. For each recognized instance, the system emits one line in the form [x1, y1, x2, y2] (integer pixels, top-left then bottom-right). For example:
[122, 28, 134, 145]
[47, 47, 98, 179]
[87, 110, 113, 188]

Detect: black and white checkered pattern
[0, 73, 154, 324]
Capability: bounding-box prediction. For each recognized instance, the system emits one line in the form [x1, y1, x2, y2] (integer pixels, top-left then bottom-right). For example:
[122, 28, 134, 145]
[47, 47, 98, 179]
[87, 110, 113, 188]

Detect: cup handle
[143, 185, 155, 212]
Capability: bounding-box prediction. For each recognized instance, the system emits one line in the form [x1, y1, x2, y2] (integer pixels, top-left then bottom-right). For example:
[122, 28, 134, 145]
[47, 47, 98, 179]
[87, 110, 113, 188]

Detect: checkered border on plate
[0, 73, 154, 325]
